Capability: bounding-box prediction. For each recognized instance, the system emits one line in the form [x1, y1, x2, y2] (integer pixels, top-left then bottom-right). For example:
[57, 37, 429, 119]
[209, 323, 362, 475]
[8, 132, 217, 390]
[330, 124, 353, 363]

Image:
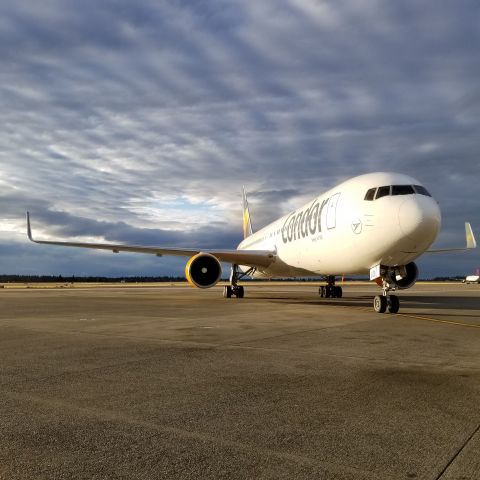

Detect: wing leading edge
[26, 212, 275, 268]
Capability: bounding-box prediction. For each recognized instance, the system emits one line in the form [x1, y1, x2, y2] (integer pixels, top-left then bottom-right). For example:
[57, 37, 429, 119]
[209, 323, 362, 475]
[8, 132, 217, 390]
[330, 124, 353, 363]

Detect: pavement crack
[434, 421, 480, 479]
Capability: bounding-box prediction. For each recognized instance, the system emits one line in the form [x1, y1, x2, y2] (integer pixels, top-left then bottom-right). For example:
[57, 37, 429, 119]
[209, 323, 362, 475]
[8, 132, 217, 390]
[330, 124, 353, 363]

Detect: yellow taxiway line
[393, 312, 480, 329]
[350, 305, 480, 329]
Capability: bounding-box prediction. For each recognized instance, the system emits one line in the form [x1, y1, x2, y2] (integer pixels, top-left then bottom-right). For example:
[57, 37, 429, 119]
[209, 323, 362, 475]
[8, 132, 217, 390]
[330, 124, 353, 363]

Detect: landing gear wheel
[388, 295, 400, 313]
[320, 276, 341, 299]
[373, 295, 387, 313]
[235, 286, 244, 298]
[223, 286, 232, 298]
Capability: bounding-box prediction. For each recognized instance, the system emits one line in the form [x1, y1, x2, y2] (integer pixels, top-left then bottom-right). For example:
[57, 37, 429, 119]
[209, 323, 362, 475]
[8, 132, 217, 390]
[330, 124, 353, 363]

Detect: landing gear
[387, 295, 399, 313]
[373, 295, 387, 313]
[223, 264, 252, 299]
[234, 286, 244, 298]
[319, 276, 342, 298]
[223, 285, 244, 298]
[373, 276, 400, 313]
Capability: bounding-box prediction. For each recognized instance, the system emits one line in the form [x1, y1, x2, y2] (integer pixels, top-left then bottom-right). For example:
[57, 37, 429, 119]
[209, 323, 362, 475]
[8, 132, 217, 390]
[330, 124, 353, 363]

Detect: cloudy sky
[0, 0, 479, 278]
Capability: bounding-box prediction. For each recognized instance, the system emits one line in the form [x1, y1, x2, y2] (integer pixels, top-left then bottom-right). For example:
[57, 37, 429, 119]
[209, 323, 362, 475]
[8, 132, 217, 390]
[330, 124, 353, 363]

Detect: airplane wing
[26, 212, 276, 268]
[426, 222, 477, 253]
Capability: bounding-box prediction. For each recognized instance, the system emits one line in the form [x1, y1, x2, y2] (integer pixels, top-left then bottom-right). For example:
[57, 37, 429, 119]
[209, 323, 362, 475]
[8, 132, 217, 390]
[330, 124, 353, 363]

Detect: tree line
[0, 275, 187, 283]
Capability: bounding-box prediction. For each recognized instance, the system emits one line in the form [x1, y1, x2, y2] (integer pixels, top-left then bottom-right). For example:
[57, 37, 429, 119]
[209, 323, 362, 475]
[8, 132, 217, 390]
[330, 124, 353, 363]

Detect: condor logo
[282, 194, 340, 244]
[351, 218, 362, 234]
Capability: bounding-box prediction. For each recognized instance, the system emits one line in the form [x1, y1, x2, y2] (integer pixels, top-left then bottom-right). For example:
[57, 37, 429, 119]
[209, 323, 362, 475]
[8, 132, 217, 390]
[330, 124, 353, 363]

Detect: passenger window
[413, 185, 432, 197]
[364, 188, 376, 201]
[375, 186, 390, 199]
[391, 185, 415, 196]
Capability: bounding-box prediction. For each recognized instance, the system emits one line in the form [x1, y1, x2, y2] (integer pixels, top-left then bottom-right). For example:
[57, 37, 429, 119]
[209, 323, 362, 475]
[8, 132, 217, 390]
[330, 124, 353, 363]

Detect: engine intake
[185, 253, 222, 289]
[388, 262, 418, 290]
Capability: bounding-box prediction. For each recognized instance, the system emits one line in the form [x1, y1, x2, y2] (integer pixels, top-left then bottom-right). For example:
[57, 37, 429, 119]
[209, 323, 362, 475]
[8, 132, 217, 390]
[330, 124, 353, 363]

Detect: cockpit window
[375, 186, 390, 199]
[413, 185, 432, 197]
[364, 188, 377, 201]
[391, 185, 415, 196]
[367, 184, 432, 200]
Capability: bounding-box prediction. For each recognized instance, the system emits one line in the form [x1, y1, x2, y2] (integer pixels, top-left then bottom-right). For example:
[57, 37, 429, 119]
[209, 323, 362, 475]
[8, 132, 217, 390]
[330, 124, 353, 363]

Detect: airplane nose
[398, 196, 441, 249]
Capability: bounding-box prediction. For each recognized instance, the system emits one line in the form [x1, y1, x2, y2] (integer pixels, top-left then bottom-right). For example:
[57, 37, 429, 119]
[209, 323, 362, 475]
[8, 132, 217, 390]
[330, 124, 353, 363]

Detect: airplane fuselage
[237, 172, 441, 278]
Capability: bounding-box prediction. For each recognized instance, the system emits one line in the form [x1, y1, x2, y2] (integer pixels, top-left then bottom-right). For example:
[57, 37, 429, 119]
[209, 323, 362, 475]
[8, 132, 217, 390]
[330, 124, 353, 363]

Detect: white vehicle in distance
[463, 275, 480, 284]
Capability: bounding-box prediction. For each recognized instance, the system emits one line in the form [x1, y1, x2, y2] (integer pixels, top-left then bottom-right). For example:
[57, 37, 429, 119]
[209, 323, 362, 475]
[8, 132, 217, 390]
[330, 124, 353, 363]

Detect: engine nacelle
[388, 262, 418, 290]
[185, 253, 222, 289]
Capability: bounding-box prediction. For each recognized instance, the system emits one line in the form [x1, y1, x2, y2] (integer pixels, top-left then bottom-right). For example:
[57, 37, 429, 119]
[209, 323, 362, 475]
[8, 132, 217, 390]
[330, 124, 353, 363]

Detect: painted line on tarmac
[343, 304, 480, 329]
[393, 312, 480, 329]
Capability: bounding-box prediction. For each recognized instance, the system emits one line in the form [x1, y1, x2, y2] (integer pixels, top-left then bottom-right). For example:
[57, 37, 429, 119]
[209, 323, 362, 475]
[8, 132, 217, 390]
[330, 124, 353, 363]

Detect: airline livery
[27, 172, 476, 313]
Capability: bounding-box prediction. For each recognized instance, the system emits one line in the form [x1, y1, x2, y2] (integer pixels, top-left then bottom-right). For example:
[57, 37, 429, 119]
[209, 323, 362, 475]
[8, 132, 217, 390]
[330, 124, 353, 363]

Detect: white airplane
[463, 275, 480, 284]
[27, 172, 476, 313]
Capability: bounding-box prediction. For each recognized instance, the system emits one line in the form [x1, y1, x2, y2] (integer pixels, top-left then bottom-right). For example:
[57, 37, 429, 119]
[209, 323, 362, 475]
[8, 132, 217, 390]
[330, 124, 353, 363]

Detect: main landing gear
[319, 276, 343, 298]
[223, 285, 244, 298]
[373, 277, 400, 314]
[223, 264, 254, 299]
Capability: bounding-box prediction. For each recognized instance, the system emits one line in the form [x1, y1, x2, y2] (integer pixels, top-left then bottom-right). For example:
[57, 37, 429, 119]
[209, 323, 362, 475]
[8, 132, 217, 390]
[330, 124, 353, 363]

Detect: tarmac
[0, 282, 479, 480]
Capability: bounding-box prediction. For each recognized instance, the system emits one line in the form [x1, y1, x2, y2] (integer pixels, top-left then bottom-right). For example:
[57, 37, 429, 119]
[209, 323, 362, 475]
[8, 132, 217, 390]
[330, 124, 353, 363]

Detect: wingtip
[465, 222, 477, 249]
[26, 211, 33, 241]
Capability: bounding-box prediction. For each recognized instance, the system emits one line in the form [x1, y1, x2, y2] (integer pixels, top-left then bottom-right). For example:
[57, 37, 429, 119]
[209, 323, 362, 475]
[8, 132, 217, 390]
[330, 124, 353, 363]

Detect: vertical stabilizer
[242, 186, 254, 239]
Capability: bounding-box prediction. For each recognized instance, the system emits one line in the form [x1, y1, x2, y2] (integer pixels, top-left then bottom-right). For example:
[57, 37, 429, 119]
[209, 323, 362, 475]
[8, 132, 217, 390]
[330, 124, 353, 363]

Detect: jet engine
[185, 253, 222, 289]
[388, 262, 418, 289]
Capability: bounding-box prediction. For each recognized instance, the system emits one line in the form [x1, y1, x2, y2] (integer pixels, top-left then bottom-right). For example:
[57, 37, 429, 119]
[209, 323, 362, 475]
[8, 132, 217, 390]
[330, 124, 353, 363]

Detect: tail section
[242, 186, 254, 239]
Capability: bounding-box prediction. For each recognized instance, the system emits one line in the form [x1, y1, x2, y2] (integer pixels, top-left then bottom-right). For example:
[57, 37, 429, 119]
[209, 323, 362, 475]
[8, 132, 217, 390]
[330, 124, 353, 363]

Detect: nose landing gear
[373, 277, 400, 313]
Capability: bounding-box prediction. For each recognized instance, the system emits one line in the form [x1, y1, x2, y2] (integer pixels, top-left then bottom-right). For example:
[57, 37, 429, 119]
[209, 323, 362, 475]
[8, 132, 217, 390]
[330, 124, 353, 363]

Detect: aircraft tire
[388, 295, 400, 313]
[373, 295, 387, 313]
[334, 286, 342, 298]
[223, 286, 232, 298]
[235, 286, 244, 298]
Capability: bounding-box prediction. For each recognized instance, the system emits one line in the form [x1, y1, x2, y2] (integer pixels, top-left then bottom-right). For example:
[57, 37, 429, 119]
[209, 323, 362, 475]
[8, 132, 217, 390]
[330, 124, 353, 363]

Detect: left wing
[27, 212, 276, 268]
[426, 222, 477, 253]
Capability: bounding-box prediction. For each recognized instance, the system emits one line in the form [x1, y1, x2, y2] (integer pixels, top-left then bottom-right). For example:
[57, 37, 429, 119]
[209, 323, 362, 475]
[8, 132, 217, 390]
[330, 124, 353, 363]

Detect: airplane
[27, 172, 477, 313]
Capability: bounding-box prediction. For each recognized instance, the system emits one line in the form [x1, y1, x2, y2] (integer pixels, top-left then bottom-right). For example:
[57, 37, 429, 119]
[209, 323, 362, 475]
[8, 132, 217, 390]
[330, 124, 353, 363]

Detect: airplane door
[326, 193, 340, 230]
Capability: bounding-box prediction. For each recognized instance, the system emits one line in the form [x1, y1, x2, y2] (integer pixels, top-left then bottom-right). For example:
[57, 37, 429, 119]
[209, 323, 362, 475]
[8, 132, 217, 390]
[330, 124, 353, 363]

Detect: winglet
[26, 211, 34, 241]
[465, 222, 477, 249]
[426, 222, 477, 253]
[242, 186, 254, 239]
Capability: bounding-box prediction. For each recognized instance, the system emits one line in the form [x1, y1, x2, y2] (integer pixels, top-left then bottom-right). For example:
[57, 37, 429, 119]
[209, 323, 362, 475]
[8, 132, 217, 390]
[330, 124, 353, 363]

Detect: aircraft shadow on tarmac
[254, 294, 480, 312]
[399, 295, 480, 311]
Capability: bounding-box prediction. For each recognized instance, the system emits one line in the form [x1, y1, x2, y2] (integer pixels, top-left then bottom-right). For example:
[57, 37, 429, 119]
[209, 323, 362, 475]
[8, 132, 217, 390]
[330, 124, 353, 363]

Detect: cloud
[0, 0, 479, 276]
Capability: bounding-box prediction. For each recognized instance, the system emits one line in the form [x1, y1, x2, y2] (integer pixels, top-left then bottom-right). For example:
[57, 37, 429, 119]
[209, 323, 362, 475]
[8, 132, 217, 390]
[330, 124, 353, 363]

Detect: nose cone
[398, 196, 441, 250]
